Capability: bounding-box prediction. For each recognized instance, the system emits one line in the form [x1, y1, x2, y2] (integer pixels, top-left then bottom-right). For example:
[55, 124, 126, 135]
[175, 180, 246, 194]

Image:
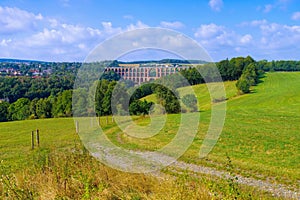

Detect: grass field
[0, 72, 299, 199]
[109, 72, 300, 185]
[1, 118, 270, 199]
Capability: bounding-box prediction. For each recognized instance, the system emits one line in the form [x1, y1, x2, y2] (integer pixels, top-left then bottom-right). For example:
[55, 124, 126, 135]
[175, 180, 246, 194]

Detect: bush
[182, 94, 198, 112]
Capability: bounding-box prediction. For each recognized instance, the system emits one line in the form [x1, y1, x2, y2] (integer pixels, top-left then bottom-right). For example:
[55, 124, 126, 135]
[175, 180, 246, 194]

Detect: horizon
[1, 56, 300, 63]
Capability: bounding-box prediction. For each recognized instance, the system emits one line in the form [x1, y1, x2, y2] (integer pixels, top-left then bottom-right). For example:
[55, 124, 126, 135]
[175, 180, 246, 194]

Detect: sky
[0, 0, 300, 62]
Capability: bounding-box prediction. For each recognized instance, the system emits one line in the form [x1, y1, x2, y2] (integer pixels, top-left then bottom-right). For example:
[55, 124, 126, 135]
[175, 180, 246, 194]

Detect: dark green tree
[8, 98, 31, 120]
[236, 63, 258, 94]
[129, 100, 153, 115]
[236, 76, 250, 94]
[52, 90, 72, 117]
[36, 98, 52, 118]
[0, 101, 9, 122]
[29, 98, 39, 118]
[155, 86, 180, 114]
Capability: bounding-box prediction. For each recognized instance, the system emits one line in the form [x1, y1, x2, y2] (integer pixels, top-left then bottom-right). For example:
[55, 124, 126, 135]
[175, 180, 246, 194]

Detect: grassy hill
[207, 72, 300, 184]
[115, 72, 300, 185]
[0, 72, 299, 199]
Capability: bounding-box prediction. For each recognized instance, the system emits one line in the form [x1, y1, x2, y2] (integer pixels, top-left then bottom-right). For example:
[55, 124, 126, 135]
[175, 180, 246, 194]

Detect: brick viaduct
[105, 63, 190, 84]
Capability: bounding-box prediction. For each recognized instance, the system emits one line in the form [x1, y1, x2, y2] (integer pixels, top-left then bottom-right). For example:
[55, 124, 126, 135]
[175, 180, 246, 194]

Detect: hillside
[120, 72, 300, 185]
[0, 72, 299, 199]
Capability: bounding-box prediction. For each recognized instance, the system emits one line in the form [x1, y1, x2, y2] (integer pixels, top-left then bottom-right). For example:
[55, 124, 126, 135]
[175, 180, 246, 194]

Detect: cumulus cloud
[85, 28, 212, 62]
[199, 19, 300, 60]
[259, 0, 291, 13]
[0, 39, 12, 47]
[15, 23, 105, 61]
[1, 5, 300, 62]
[0, 6, 156, 61]
[194, 23, 226, 39]
[208, 0, 223, 11]
[126, 21, 148, 31]
[257, 22, 300, 49]
[0, 6, 43, 34]
[0, 6, 124, 61]
[292, 12, 300, 20]
[26, 24, 101, 47]
[240, 34, 253, 44]
[160, 21, 184, 29]
[101, 21, 122, 34]
[194, 23, 247, 59]
[249, 19, 268, 26]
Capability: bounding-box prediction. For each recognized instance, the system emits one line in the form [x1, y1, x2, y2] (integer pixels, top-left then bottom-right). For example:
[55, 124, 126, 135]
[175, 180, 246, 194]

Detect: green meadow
[111, 72, 300, 185]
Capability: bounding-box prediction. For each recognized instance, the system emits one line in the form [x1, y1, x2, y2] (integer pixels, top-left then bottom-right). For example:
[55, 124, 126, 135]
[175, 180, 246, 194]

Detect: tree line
[0, 75, 74, 103]
[180, 56, 261, 94]
[0, 78, 195, 121]
[1, 56, 298, 122]
[0, 90, 72, 121]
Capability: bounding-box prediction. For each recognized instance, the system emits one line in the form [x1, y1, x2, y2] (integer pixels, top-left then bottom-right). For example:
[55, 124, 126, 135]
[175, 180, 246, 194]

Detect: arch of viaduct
[104, 66, 190, 84]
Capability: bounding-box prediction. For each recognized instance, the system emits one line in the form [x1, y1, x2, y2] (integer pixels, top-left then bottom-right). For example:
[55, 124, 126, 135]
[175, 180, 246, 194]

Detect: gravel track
[89, 141, 299, 199]
[171, 161, 300, 200]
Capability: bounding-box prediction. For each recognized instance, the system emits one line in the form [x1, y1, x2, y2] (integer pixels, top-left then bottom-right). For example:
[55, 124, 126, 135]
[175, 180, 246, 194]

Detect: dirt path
[169, 161, 300, 200]
[88, 132, 299, 199]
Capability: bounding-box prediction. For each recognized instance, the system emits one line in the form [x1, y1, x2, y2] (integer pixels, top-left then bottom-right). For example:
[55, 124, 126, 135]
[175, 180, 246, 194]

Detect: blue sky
[0, 0, 300, 61]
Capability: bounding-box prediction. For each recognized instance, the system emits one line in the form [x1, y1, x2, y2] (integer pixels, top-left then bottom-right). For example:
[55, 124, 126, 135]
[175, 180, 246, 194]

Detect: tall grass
[1, 145, 283, 199]
[0, 145, 213, 199]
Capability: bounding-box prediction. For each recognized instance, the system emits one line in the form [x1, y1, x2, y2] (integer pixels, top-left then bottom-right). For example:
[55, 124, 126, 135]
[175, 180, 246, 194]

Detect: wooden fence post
[75, 121, 79, 133]
[31, 131, 34, 150]
[36, 129, 40, 147]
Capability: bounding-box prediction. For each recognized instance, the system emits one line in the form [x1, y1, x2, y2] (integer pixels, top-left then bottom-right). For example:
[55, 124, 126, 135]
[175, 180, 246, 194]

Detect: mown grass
[0, 118, 278, 199]
[107, 72, 300, 186]
[208, 72, 300, 184]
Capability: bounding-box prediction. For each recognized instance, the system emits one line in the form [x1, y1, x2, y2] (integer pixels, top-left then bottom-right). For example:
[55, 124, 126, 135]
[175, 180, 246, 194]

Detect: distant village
[0, 60, 81, 78]
[0, 65, 52, 77]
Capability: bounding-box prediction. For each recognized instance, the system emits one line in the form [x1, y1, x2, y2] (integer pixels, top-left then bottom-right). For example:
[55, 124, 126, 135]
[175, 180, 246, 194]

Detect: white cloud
[260, 0, 291, 13]
[193, 20, 300, 60]
[0, 6, 43, 34]
[263, 4, 273, 13]
[160, 21, 184, 29]
[258, 23, 300, 49]
[194, 23, 226, 39]
[0, 6, 154, 61]
[0, 39, 12, 47]
[0, 7, 127, 61]
[249, 19, 268, 26]
[194, 23, 245, 60]
[126, 21, 148, 31]
[1, 6, 300, 62]
[240, 34, 252, 44]
[101, 21, 122, 34]
[208, 0, 223, 11]
[49, 18, 59, 28]
[292, 12, 300, 20]
[25, 23, 101, 47]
